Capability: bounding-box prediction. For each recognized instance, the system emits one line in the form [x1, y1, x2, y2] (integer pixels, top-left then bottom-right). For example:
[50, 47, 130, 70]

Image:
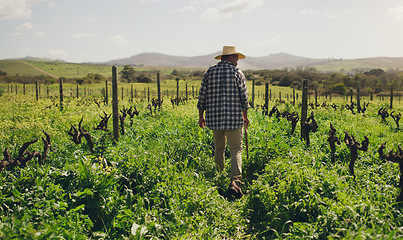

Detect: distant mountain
[105, 52, 220, 68]
[16, 53, 403, 72]
[104, 52, 333, 70]
[17, 56, 66, 62]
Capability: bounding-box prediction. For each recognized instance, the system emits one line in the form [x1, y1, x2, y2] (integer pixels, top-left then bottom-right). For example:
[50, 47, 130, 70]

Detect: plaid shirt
[197, 61, 249, 130]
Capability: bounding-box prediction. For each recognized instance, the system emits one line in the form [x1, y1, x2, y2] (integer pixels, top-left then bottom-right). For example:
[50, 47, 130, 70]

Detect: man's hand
[199, 117, 206, 128]
[243, 118, 249, 129]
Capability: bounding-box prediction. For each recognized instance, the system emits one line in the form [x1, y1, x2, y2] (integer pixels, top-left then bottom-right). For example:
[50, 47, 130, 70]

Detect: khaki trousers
[212, 128, 243, 184]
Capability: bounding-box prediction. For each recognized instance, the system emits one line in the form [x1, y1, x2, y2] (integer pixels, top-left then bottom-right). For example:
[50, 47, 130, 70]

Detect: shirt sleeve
[197, 70, 208, 110]
[237, 69, 250, 111]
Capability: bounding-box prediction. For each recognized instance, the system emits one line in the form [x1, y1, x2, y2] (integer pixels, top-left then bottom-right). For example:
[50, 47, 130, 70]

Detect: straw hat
[215, 46, 245, 60]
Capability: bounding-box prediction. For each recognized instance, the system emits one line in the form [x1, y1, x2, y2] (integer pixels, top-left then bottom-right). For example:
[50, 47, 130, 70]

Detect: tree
[120, 65, 136, 82]
[136, 74, 152, 83]
[171, 69, 180, 77]
[330, 83, 346, 95]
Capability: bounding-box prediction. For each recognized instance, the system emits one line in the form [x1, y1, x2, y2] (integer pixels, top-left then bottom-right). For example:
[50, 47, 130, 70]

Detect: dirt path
[20, 61, 59, 79]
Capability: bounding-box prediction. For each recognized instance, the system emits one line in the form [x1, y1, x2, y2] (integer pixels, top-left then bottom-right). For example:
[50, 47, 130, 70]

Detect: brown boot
[228, 181, 243, 198]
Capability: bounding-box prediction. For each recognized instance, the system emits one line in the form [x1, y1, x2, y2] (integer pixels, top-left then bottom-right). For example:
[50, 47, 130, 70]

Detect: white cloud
[251, 35, 282, 47]
[109, 35, 129, 44]
[49, 50, 67, 58]
[12, 32, 24, 36]
[389, 5, 403, 20]
[202, 0, 264, 20]
[47, 1, 57, 8]
[171, 5, 197, 14]
[21, 48, 31, 55]
[35, 31, 45, 37]
[0, 0, 48, 20]
[73, 32, 98, 39]
[298, 8, 342, 19]
[88, 14, 96, 23]
[16, 22, 34, 31]
[140, 0, 164, 2]
[298, 9, 320, 15]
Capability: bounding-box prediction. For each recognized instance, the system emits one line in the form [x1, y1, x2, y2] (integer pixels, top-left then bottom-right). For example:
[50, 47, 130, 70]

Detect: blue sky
[1, 0, 403, 63]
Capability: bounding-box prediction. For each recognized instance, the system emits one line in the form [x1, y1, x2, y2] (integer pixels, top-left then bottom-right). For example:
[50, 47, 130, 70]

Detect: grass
[0, 60, 206, 79]
[0, 84, 403, 238]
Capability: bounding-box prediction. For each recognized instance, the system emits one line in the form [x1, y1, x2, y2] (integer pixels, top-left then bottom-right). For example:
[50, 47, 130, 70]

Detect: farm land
[0, 62, 403, 238]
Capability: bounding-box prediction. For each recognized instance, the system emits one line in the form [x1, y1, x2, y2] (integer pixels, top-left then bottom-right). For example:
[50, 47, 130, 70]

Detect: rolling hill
[104, 52, 403, 72]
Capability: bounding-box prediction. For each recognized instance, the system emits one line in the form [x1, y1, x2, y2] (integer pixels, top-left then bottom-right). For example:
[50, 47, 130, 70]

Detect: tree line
[244, 68, 403, 96]
[2, 64, 402, 96]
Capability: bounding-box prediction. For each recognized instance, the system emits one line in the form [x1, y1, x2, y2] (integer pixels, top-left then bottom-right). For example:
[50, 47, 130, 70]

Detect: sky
[1, 0, 403, 63]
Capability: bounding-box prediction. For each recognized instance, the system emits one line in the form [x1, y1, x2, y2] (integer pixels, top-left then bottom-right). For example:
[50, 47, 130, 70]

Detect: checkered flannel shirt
[197, 61, 250, 130]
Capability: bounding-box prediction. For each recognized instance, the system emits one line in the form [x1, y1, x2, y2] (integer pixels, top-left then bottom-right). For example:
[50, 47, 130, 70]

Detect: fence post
[112, 66, 119, 141]
[23, 84, 25, 95]
[131, 85, 134, 102]
[186, 83, 188, 101]
[350, 89, 353, 103]
[390, 88, 394, 109]
[103, 80, 108, 105]
[264, 82, 269, 115]
[157, 72, 161, 104]
[35, 81, 39, 101]
[301, 80, 308, 140]
[176, 78, 180, 101]
[59, 77, 64, 111]
[293, 89, 296, 106]
[252, 78, 255, 108]
[356, 80, 361, 113]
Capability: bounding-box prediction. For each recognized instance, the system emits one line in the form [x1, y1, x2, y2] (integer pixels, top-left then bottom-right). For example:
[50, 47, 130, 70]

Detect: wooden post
[301, 80, 308, 140]
[264, 82, 269, 115]
[356, 80, 361, 113]
[35, 81, 39, 101]
[279, 92, 282, 102]
[59, 77, 64, 111]
[315, 88, 318, 106]
[122, 86, 124, 101]
[105, 80, 109, 105]
[293, 89, 296, 106]
[47, 86, 49, 97]
[23, 84, 25, 95]
[157, 72, 161, 104]
[186, 83, 188, 101]
[131, 85, 134, 102]
[350, 89, 353, 103]
[112, 66, 119, 141]
[176, 78, 180, 101]
[252, 78, 255, 108]
[148, 87, 150, 102]
[390, 88, 394, 109]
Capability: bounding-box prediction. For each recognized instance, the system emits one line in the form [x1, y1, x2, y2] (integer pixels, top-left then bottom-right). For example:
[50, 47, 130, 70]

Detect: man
[197, 46, 250, 198]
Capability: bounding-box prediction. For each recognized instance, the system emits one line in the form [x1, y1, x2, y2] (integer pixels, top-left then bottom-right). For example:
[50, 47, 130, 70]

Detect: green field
[0, 60, 205, 79]
[0, 81, 403, 239]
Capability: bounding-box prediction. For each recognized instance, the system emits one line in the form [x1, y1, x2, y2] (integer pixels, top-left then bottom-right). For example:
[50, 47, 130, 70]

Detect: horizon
[1, 0, 403, 63]
[8, 51, 403, 65]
